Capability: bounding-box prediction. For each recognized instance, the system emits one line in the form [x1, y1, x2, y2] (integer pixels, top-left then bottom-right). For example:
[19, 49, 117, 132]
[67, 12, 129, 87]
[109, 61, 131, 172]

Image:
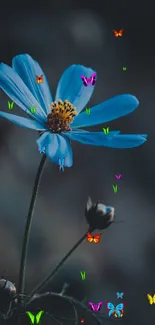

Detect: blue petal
[55, 65, 96, 114]
[65, 130, 147, 148]
[36, 132, 73, 167]
[71, 94, 139, 128]
[0, 63, 47, 123]
[0, 111, 46, 130]
[12, 54, 53, 115]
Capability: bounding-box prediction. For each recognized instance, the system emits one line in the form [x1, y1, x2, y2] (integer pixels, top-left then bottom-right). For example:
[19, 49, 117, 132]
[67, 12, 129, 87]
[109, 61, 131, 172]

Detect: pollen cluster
[47, 99, 77, 133]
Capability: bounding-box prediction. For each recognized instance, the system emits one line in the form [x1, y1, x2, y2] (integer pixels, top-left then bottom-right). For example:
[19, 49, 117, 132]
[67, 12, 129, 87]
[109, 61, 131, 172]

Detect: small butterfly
[115, 174, 122, 180]
[58, 158, 65, 172]
[112, 185, 118, 193]
[26, 311, 44, 324]
[80, 73, 96, 87]
[147, 294, 155, 305]
[89, 302, 102, 312]
[116, 292, 124, 299]
[106, 302, 124, 318]
[86, 108, 90, 115]
[30, 106, 36, 114]
[8, 101, 14, 110]
[36, 75, 43, 83]
[113, 29, 123, 37]
[102, 127, 109, 134]
[87, 233, 102, 244]
[38, 146, 46, 154]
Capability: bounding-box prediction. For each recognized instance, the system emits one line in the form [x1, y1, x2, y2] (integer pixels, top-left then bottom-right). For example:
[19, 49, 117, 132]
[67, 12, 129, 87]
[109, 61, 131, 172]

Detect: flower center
[47, 99, 77, 133]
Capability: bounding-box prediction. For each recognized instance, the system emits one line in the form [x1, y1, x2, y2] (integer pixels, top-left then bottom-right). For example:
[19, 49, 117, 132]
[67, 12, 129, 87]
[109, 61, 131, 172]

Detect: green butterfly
[102, 127, 109, 134]
[26, 311, 44, 324]
[112, 185, 118, 193]
[30, 106, 36, 114]
[8, 101, 14, 110]
[122, 67, 127, 71]
[85, 108, 90, 115]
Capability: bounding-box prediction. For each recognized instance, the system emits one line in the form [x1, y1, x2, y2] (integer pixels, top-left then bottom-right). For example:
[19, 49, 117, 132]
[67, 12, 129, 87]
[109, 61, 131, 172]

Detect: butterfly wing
[26, 312, 35, 324]
[90, 73, 96, 86]
[61, 158, 65, 165]
[40, 75, 43, 82]
[96, 302, 102, 311]
[116, 303, 124, 310]
[94, 234, 102, 243]
[36, 311, 44, 324]
[87, 232, 94, 242]
[147, 294, 153, 305]
[106, 302, 115, 317]
[115, 309, 121, 317]
[89, 302, 95, 311]
[153, 295, 155, 303]
[116, 303, 124, 317]
[113, 30, 118, 37]
[119, 29, 123, 36]
[80, 75, 88, 87]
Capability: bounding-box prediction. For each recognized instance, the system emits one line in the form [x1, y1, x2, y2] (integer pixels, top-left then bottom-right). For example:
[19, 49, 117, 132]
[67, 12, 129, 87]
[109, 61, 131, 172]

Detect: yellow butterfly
[147, 294, 155, 305]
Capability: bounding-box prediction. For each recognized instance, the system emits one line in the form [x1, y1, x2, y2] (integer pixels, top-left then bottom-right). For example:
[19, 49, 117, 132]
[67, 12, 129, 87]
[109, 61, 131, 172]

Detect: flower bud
[85, 197, 115, 231]
[0, 278, 16, 297]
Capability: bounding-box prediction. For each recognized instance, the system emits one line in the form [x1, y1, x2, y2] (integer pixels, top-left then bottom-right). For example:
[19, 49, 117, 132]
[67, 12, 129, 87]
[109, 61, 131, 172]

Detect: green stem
[18, 154, 46, 297]
[26, 236, 86, 303]
[26, 226, 95, 304]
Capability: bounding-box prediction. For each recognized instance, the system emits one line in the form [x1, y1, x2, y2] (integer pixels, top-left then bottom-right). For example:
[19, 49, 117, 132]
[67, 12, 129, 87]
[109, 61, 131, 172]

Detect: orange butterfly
[87, 233, 102, 244]
[36, 75, 44, 83]
[113, 29, 123, 37]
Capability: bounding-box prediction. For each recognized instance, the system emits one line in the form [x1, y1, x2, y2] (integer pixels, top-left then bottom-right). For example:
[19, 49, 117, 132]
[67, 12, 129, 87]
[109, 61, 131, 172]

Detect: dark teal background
[0, 0, 154, 324]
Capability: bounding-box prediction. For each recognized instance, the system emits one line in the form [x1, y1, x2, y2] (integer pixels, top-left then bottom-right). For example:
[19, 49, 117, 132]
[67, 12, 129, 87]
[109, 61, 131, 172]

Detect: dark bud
[0, 279, 16, 314]
[85, 197, 115, 231]
[0, 278, 16, 298]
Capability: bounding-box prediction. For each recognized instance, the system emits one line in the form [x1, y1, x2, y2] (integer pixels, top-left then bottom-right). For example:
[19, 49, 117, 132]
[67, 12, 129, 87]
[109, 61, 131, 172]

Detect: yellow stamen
[47, 99, 77, 133]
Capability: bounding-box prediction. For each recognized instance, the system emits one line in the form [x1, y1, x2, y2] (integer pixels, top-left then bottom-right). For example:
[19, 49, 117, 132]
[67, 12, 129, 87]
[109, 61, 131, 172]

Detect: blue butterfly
[58, 158, 65, 172]
[116, 292, 124, 299]
[38, 146, 46, 154]
[106, 302, 124, 317]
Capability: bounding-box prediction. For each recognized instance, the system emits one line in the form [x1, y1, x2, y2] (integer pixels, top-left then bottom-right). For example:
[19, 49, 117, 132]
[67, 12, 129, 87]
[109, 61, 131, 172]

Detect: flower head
[85, 197, 115, 231]
[47, 99, 77, 133]
[0, 54, 147, 168]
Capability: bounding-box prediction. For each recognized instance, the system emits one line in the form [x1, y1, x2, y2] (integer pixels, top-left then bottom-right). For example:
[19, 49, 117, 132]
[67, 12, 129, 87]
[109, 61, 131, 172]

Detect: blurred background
[0, 0, 154, 324]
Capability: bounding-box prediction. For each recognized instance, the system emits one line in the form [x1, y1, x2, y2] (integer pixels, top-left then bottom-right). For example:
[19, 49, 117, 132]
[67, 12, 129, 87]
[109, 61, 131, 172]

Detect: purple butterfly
[115, 174, 122, 180]
[80, 73, 96, 87]
[89, 302, 102, 312]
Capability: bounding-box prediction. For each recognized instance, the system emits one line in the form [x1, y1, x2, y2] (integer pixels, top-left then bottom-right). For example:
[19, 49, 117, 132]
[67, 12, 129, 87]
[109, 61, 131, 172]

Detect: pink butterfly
[89, 302, 102, 312]
[80, 73, 96, 86]
[115, 174, 122, 180]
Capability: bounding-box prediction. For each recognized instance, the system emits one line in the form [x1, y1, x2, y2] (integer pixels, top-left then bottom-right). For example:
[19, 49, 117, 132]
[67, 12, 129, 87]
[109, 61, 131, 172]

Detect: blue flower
[0, 54, 147, 167]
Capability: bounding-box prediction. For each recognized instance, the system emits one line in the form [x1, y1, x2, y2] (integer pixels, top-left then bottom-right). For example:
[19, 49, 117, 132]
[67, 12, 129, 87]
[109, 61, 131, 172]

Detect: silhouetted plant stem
[27, 226, 95, 302]
[18, 154, 47, 298]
